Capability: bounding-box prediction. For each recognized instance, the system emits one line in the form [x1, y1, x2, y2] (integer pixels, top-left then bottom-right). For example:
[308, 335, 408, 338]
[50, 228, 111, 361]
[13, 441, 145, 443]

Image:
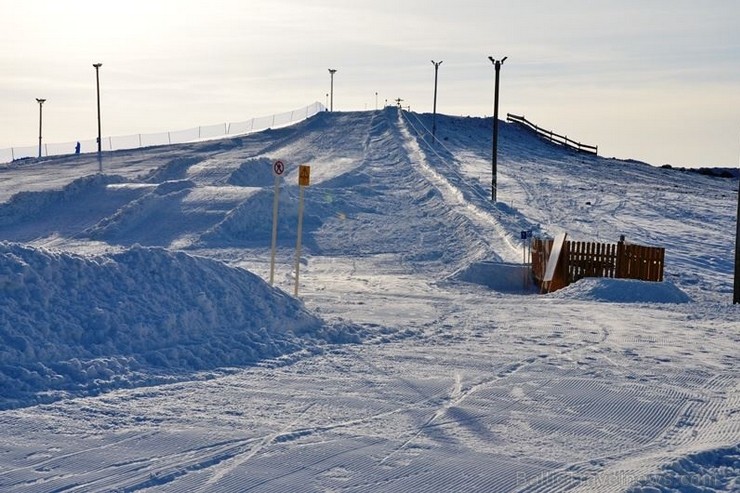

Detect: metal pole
[488, 56, 507, 202]
[431, 60, 442, 140]
[328, 69, 337, 112]
[270, 161, 284, 286]
[734, 172, 740, 304]
[93, 63, 103, 171]
[35, 98, 46, 158]
[294, 185, 306, 297]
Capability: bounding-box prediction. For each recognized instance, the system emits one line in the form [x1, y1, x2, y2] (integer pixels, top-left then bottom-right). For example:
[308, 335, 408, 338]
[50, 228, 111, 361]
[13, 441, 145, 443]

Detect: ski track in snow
[0, 108, 738, 492]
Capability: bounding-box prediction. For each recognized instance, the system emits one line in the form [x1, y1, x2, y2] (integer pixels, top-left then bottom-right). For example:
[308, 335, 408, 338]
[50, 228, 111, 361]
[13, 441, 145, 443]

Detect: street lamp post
[35, 98, 46, 159]
[431, 60, 442, 141]
[734, 173, 740, 304]
[328, 69, 337, 112]
[93, 62, 103, 171]
[488, 56, 507, 202]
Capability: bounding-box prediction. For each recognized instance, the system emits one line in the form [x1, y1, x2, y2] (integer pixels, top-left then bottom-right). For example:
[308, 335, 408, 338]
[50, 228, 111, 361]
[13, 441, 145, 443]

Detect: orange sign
[299, 165, 311, 187]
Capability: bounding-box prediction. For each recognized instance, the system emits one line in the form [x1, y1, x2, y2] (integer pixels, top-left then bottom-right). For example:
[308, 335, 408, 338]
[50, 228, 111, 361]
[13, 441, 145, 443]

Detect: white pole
[294, 185, 306, 297]
[269, 172, 281, 285]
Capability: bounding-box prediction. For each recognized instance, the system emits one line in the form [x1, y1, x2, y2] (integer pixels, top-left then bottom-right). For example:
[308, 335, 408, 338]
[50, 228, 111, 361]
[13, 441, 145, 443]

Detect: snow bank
[551, 277, 691, 304]
[452, 261, 538, 294]
[627, 445, 739, 492]
[226, 157, 276, 187]
[0, 242, 358, 409]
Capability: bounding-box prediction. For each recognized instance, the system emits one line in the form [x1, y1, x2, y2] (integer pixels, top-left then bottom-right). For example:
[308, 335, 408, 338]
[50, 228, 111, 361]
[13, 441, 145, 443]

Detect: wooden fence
[532, 237, 665, 292]
[506, 113, 598, 155]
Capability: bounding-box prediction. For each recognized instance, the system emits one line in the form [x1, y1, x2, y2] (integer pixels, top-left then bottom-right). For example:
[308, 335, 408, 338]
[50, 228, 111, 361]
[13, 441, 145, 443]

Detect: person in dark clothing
[75, 142, 81, 154]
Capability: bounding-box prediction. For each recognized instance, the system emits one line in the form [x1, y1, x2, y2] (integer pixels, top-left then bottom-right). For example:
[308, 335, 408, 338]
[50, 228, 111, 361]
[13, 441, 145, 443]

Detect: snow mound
[0, 242, 357, 409]
[226, 157, 276, 187]
[452, 261, 538, 294]
[198, 187, 323, 247]
[551, 277, 691, 304]
[627, 445, 739, 492]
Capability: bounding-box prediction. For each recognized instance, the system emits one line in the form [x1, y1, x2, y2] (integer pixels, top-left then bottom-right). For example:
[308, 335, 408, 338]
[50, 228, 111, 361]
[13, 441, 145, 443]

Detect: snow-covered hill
[0, 108, 737, 492]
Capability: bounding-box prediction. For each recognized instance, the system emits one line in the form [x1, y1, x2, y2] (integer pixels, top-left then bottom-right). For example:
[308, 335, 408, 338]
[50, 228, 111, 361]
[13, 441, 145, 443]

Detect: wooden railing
[506, 113, 598, 155]
[532, 237, 665, 292]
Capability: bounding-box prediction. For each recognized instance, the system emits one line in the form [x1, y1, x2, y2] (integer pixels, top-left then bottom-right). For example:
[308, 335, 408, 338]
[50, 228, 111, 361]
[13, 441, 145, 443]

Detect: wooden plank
[571, 241, 580, 281]
[543, 232, 567, 292]
[607, 243, 616, 278]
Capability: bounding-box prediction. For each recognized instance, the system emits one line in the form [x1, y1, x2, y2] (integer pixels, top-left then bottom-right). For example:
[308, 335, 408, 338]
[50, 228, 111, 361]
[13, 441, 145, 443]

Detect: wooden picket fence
[531, 237, 665, 292]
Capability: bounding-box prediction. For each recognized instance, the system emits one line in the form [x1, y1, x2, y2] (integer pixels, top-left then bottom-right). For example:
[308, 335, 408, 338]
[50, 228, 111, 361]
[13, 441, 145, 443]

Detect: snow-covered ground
[0, 108, 738, 492]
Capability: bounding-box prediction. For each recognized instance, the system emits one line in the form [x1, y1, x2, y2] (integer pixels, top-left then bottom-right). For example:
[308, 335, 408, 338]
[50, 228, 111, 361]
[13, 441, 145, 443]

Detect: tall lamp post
[35, 98, 46, 158]
[488, 56, 507, 202]
[93, 62, 103, 171]
[431, 60, 442, 140]
[734, 174, 740, 304]
[328, 69, 337, 112]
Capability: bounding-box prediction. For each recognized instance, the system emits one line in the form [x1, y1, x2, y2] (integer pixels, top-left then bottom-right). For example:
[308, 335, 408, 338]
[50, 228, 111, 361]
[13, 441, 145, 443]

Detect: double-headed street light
[35, 98, 46, 158]
[431, 60, 442, 140]
[488, 56, 507, 202]
[328, 69, 337, 112]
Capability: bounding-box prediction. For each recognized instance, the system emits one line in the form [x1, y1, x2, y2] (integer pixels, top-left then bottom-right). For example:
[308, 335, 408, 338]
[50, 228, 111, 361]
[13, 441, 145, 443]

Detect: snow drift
[550, 277, 691, 304]
[452, 261, 539, 294]
[0, 242, 358, 409]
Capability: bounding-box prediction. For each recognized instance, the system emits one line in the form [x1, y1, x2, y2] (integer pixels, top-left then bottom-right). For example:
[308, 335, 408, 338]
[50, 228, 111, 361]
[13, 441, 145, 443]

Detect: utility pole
[35, 98, 46, 159]
[93, 62, 103, 172]
[431, 60, 442, 140]
[734, 168, 740, 304]
[328, 69, 337, 111]
[488, 56, 507, 202]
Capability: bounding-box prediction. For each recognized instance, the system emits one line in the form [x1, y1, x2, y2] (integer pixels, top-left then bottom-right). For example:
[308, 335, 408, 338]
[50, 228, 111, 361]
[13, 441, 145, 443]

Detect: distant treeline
[661, 164, 740, 179]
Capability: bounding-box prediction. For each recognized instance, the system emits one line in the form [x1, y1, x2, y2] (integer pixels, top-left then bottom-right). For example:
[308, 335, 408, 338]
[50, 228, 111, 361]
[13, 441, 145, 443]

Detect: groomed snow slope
[0, 108, 737, 492]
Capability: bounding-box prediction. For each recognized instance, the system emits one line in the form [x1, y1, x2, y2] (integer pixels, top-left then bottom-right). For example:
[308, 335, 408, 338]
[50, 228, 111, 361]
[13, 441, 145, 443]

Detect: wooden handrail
[507, 113, 598, 155]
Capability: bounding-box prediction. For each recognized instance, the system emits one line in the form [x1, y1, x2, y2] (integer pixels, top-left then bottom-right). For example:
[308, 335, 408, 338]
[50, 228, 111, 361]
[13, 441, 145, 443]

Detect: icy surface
[0, 108, 737, 492]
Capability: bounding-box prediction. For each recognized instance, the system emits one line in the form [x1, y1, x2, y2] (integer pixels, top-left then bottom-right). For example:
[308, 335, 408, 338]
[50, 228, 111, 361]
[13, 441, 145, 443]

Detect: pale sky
[2, 0, 739, 168]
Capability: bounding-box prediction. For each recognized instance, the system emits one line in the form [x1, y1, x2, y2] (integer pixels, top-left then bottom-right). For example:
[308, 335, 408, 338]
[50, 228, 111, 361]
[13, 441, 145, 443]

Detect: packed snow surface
[0, 108, 737, 492]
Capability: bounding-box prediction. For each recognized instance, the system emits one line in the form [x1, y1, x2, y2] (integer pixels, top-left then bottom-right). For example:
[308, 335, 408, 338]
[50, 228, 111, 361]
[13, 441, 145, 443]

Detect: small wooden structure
[532, 236, 665, 293]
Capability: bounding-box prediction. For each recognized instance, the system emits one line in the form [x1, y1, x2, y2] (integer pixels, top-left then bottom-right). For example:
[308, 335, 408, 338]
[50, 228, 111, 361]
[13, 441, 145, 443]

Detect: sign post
[520, 230, 532, 290]
[269, 160, 285, 285]
[294, 165, 311, 296]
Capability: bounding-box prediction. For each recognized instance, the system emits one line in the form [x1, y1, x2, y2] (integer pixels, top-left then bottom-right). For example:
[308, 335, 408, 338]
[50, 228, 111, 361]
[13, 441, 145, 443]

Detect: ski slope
[0, 107, 738, 492]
